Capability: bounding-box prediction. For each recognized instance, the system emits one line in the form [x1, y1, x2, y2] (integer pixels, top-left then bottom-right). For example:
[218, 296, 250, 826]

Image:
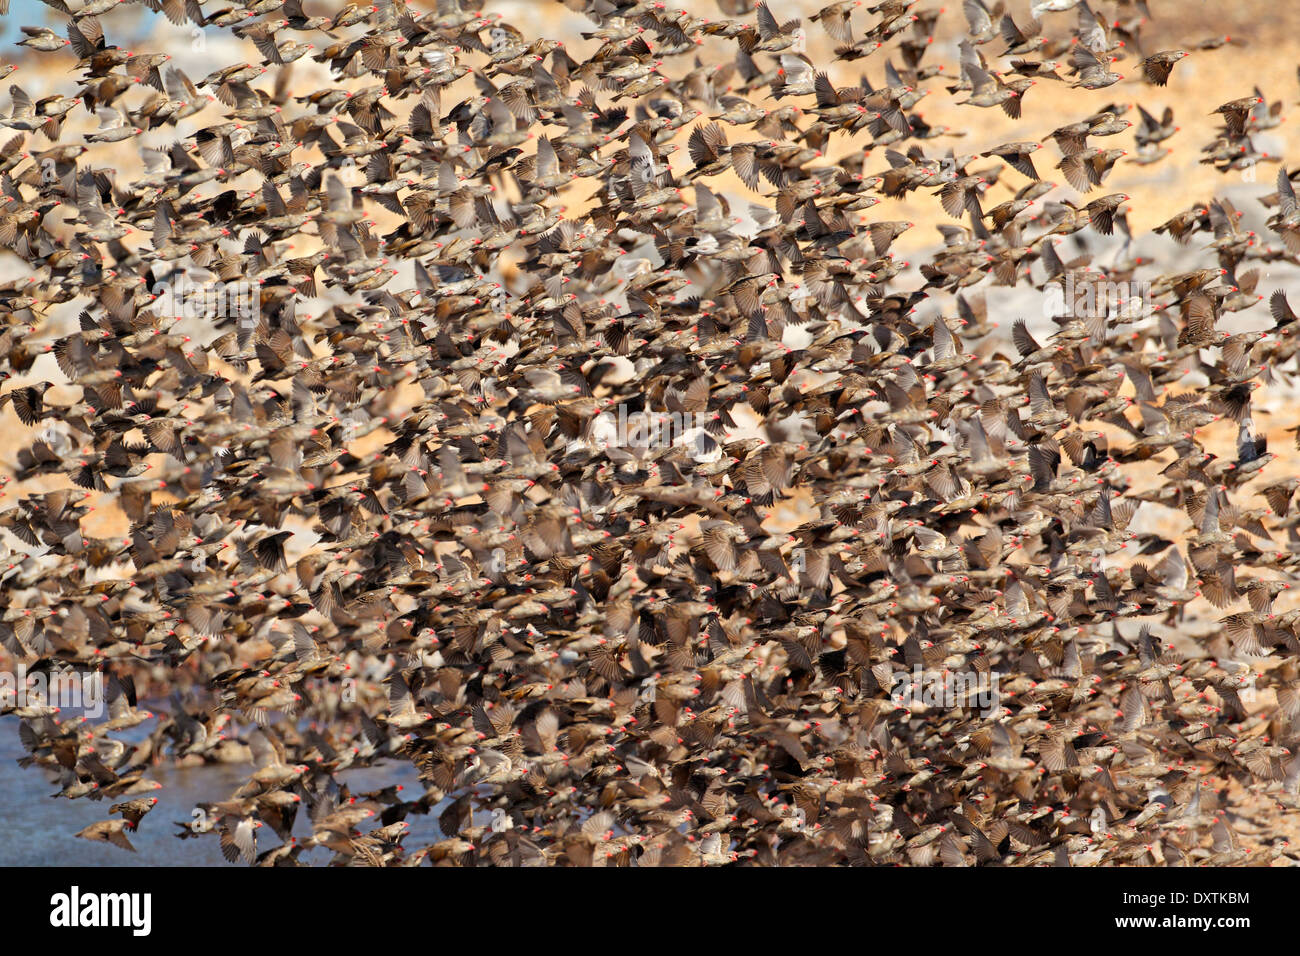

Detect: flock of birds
[2, 0, 1300, 866]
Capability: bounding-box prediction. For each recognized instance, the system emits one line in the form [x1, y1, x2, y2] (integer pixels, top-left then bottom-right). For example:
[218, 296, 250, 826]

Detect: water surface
[0, 716, 443, 866]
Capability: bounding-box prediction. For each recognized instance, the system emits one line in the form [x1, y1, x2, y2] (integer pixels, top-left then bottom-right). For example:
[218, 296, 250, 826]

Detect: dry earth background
[4, 0, 1300, 859]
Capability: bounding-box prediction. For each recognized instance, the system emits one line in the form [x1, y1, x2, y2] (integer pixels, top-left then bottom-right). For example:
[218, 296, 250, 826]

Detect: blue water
[0, 714, 447, 866]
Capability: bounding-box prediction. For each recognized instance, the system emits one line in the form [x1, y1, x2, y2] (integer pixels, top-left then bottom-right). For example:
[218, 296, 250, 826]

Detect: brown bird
[981, 141, 1042, 180]
[1213, 95, 1264, 138]
[1140, 50, 1189, 87]
[1085, 193, 1130, 234]
[110, 796, 160, 832]
[1069, 46, 1122, 89]
[75, 820, 137, 852]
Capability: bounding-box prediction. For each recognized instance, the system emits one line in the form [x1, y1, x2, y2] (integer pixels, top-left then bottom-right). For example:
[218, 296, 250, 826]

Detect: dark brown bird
[1140, 50, 1189, 87]
[110, 797, 160, 831]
